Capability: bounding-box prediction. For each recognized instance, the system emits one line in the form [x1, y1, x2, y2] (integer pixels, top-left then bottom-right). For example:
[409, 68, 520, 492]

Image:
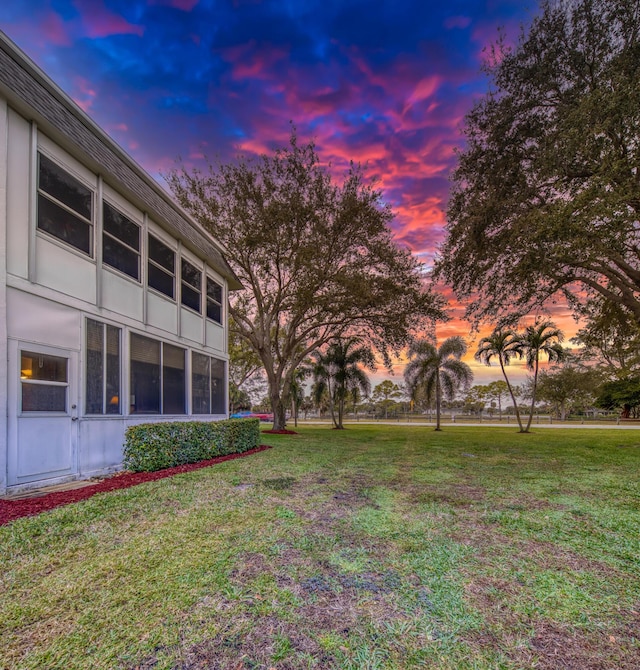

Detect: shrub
[123, 418, 261, 472]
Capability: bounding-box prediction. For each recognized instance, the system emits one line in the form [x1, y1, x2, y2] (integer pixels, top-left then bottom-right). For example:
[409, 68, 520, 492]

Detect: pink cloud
[222, 42, 289, 82]
[73, 0, 144, 39]
[4, 11, 73, 49]
[403, 76, 442, 114]
[71, 76, 97, 112]
[39, 11, 72, 46]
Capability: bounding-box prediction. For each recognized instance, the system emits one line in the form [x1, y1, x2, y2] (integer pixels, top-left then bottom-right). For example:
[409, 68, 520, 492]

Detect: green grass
[1, 425, 639, 669]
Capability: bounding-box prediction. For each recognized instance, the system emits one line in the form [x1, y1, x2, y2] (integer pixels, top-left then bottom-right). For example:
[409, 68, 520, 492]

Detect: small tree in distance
[371, 380, 403, 419]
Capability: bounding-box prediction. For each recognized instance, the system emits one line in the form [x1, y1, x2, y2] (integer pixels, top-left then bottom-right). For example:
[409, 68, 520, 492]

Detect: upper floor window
[181, 259, 202, 313]
[206, 278, 223, 324]
[37, 153, 93, 255]
[148, 234, 175, 299]
[103, 203, 140, 281]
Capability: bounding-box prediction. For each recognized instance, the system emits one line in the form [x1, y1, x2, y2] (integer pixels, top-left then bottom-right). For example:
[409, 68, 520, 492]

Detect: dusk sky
[1, 0, 572, 386]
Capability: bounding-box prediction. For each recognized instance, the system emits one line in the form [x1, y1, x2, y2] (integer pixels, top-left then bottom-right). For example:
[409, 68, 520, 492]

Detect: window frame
[85, 318, 122, 416]
[129, 332, 187, 415]
[181, 257, 202, 314]
[147, 233, 176, 300]
[206, 277, 224, 324]
[102, 201, 141, 282]
[191, 351, 227, 415]
[36, 151, 94, 257]
[19, 349, 69, 414]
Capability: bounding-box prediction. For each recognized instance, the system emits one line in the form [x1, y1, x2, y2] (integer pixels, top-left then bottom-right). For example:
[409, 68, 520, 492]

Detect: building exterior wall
[0, 41, 238, 494]
[0, 97, 9, 495]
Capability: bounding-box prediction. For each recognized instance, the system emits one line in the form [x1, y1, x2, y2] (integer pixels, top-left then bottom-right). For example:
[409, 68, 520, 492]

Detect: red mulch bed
[0, 445, 272, 527]
[262, 429, 298, 435]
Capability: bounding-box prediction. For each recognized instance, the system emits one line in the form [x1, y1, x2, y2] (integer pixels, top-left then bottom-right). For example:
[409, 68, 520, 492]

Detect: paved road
[296, 420, 640, 430]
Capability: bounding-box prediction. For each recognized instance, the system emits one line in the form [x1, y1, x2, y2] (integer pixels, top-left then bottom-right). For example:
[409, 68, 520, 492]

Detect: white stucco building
[0, 32, 241, 495]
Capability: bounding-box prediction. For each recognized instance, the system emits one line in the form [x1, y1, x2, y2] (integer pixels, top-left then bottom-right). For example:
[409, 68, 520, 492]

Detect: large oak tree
[169, 132, 443, 429]
[436, 0, 640, 327]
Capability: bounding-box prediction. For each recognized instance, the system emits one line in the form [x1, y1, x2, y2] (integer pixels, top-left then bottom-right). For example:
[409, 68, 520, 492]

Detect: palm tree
[289, 365, 310, 428]
[312, 337, 375, 429]
[475, 329, 525, 431]
[311, 381, 330, 418]
[518, 320, 565, 432]
[404, 336, 473, 431]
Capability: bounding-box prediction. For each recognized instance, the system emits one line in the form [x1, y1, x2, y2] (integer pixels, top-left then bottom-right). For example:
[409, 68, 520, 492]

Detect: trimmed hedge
[123, 418, 261, 472]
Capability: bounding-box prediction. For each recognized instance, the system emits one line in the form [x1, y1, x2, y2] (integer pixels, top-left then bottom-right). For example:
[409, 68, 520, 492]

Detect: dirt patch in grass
[502, 498, 563, 511]
[284, 473, 376, 534]
[514, 537, 623, 575]
[260, 477, 297, 491]
[175, 617, 332, 669]
[414, 483, 486, 508]
[229, 552, 272, 583]
[517, 620, 640, 670]
[464, 571, 640, 669]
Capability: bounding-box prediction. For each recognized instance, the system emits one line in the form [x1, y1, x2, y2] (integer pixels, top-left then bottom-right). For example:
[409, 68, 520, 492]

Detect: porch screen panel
[85, 319, 104, 414]
[163, 343, 186, 415]
[106, 325, 121, 414]
[192, 352, 210, 414]
[211, 357, 226, 414]
[130, 334, 160, 414]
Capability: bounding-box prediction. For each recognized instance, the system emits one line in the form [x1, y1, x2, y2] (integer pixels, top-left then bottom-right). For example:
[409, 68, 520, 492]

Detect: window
[163, 343, 186, 414]
[86, 319, 121, 414]
[206, 278, 223, 324]
[129, 334, 186, 414]
[37, 153, 93, 255]
[192, 352, 226, 414]
[191, 353, 210, 414]
[20, 350, 68, 412]
[181, 259, 202, 313]
[148, 235, 175, 299]
[130, 333, 160, 414]
[103, 202, 140, 280]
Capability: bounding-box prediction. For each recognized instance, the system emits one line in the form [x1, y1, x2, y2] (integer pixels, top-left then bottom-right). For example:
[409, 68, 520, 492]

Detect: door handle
[71, 417, 79, 422]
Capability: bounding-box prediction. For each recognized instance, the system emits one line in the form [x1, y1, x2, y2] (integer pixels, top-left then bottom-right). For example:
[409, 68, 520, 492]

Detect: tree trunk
[499, 357, 524, 432]
[265, 365, 292, 431]
[525, 358, 539, 433]
[270, 389, 287, 430]
[435, 371, 442, 431]
[336, 396, 345, 429]
[293, 395, 298, 428]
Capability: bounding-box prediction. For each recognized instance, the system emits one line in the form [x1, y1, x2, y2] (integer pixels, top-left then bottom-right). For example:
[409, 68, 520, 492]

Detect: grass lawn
[1, 426, 639, 669]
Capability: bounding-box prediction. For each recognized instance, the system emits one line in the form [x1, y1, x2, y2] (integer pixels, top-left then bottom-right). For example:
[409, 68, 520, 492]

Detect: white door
[8, 342, 79, 486]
